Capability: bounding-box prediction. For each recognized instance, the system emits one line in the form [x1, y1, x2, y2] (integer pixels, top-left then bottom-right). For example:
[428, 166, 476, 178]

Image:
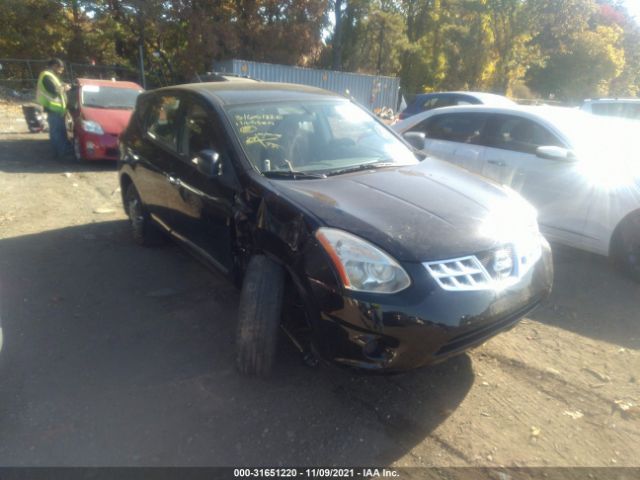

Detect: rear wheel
[125, 184, 165, 247]
[236, 255, 285, 376]
[611, 213, 640, 282]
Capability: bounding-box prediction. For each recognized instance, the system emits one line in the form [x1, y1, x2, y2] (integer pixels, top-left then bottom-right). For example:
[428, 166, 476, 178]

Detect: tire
[236, 255, 285, 376]
[611, 213, 640, 282]
[124, 184, 165, 247]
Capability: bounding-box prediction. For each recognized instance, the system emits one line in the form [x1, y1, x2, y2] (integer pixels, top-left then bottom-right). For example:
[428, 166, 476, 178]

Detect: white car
[393, 105, 640, 279]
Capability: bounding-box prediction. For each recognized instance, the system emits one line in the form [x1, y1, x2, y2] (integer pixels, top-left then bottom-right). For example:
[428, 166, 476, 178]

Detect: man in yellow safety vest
[36, 58, 73, 159]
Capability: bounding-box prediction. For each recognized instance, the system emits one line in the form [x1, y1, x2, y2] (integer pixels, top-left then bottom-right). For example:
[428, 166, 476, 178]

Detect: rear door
[134, 92, 186, 226]
[478, 113, 590, 247]
[408, 112, 488, 174]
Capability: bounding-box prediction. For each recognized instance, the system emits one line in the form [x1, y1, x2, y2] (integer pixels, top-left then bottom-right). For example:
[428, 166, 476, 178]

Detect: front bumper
[308, 239, 553, 372]
[78, 132, 120, 161]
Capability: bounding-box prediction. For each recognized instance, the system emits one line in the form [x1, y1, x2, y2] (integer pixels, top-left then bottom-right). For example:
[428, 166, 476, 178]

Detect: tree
[528, 24, 625, 101]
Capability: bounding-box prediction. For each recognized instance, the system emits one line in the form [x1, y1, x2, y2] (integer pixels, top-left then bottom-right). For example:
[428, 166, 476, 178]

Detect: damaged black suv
[118, 82, 553, 375]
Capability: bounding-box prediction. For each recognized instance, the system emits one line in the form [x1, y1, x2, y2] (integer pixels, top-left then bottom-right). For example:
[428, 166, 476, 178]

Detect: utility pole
[137, 6, 146, 89]
[332, 0, 344, 71]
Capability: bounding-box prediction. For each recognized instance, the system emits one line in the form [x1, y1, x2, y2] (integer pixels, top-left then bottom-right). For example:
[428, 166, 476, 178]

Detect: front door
[170, 96, 238, 274]
[479, 114, 592, 248]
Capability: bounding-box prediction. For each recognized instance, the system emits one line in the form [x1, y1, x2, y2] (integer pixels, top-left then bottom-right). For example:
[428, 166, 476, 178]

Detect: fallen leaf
[563, 410, 584, 420]
[93, 207, 116, 214]
[582, 367, 610, 383]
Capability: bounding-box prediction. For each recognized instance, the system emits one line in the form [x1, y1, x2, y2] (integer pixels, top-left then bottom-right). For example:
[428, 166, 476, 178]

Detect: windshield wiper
[262, 170, 327, 180]
[325, 161, 397, 176]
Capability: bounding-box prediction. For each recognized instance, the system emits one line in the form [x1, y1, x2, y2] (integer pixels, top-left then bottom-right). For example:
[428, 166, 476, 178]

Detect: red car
[66, 78, 143, 161]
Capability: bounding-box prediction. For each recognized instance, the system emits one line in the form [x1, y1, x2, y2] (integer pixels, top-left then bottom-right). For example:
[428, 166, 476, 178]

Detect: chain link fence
[0, 59, 142, 133]
[0, 58, 140, 97]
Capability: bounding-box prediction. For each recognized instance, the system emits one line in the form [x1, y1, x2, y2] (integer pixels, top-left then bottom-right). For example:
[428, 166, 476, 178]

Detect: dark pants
[46, 111, 72, 158]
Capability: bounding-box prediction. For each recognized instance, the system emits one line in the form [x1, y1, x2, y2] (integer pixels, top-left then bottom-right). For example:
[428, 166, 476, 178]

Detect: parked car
[581, 98, 640, 121]
[394, 105, 640, 280]
[191, 72, 258, 83]
[398, 91, 516, 121]
[66, 78, 143, 161]
[118, 82, 553, 375]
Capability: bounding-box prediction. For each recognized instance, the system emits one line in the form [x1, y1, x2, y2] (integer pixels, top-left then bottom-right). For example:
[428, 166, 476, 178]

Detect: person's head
[47, 58, 65, 75]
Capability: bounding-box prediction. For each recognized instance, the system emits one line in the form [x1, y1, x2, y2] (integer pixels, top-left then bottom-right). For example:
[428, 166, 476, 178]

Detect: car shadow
[0, 220, 474, 466]
[0, 134, 117, 174]
[529, 242, 640, 350]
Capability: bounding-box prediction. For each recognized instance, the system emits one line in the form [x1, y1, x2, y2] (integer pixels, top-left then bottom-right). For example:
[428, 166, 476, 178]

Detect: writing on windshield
[227, 101, 417, 177]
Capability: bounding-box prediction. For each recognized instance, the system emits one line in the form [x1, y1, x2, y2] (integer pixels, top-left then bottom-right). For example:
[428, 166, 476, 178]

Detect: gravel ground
[0, 125, 638, 468]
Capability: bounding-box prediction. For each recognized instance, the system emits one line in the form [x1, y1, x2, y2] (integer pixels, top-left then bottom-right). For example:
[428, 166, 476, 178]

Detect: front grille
[425, 255, 493, 291]
[425, 241, 539, 292]
[477, 244, 516, 280]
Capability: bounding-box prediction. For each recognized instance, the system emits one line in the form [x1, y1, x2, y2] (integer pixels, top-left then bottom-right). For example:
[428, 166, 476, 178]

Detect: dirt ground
[0, 112, 639, 468]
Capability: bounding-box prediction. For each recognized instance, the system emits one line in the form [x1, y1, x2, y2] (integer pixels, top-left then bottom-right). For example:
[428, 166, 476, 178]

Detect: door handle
[487, 160, 505, 167]
[167, 175, 180, 186]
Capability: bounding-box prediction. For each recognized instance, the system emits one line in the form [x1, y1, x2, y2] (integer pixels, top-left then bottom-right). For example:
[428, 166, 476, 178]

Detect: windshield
[81, 85, 142, 110]
[226, 100, 418, 177]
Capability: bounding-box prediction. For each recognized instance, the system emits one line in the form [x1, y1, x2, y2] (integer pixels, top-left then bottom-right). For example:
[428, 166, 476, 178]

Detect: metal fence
[213, 59, 401, 113]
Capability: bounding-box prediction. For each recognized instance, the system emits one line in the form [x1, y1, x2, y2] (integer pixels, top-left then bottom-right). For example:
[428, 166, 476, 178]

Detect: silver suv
[581, 98, 640, 120]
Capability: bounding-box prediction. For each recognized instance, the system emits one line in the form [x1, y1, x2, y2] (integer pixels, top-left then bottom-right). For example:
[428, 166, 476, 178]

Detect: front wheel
[610, 213, 640, 282]
[124, 184, 165, 247]
[236, 255, 285, 376]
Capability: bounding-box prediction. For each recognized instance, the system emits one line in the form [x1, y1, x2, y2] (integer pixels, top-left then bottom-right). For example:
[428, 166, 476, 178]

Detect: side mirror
[403, 131, 426, 151]
[191, 149, 222, 178]
[536, 146, 576, 162]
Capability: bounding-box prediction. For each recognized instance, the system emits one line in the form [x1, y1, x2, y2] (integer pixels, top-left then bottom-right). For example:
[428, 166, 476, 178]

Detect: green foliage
[1, 0, 638, 99]
[0, 0, 72, 58]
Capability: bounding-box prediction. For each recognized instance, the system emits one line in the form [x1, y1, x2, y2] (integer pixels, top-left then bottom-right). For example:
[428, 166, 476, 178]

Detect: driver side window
[180, 102, 220, 159]
[484, 115, 563, 154]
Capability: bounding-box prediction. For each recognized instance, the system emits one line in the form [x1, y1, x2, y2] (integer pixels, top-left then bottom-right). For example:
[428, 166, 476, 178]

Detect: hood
[81, 107, 133, 135]
[274, 159, 533, 262]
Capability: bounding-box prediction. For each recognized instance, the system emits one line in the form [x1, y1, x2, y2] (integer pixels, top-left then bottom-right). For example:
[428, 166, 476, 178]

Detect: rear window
[590, 102, 640, 120]
[145, 95, 182, 151]
[410, 113, 488, 143]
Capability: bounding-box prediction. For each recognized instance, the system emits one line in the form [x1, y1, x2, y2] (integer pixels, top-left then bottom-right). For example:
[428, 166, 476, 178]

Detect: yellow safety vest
[36, 70, 66, 114]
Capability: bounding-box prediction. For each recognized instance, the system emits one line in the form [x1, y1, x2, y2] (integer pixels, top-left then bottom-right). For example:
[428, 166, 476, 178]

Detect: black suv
[118, 82, 553, 375]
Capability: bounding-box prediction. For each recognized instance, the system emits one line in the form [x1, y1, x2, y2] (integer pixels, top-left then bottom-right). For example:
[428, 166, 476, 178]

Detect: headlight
[315, 228, 411, 294]
[81, 119, 104, 135]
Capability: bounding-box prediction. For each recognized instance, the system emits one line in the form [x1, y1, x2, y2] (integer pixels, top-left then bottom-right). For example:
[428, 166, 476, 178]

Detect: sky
[623, 0, 640, 22]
